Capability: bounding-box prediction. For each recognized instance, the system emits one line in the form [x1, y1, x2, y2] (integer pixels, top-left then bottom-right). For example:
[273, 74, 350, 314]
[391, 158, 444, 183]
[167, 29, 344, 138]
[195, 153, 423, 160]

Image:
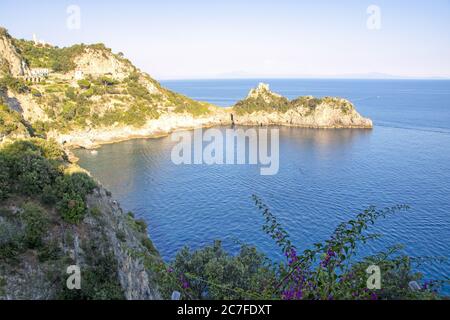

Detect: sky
[1, 0, 449, 80]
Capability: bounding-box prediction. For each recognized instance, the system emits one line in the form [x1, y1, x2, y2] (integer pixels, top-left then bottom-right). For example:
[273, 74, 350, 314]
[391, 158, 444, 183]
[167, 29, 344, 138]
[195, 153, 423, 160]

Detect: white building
[30, 68, 50, 77]
[74, 70, 84, 80]
[32, 34, 47, 47]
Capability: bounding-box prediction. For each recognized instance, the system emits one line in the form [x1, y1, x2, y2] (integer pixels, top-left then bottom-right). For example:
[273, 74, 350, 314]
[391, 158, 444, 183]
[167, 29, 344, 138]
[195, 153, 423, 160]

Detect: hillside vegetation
[1, 29, 214, 137]
[0, 104, 30, 139]
[0, 138, 162, 299]
[233, 83, 355, 116]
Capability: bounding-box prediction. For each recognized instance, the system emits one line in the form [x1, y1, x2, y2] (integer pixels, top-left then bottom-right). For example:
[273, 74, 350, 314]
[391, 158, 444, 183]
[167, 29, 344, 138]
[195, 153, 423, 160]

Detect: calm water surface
[75, 79, 450, 292]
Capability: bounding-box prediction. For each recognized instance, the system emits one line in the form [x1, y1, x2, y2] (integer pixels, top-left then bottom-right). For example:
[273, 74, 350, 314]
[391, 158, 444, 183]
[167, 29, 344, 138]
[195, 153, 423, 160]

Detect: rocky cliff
[0, 139, 163, 300]
[0, 28, 30, 77]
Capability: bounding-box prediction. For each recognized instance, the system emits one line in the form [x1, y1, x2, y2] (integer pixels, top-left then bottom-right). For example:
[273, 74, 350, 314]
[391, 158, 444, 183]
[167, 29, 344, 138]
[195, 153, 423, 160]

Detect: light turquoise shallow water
[75, 79, 450, 293]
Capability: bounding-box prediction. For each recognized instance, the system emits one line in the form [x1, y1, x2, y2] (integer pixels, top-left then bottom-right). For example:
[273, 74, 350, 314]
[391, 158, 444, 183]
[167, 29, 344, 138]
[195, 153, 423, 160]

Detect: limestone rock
[72, 47, 134, 81]
[232, 84, 373, 129]
[247, 82, 283, 102]
[0, 28, 30, 77]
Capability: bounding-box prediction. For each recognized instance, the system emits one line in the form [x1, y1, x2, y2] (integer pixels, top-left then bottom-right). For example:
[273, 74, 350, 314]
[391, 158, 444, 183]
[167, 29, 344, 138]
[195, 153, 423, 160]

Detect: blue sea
[75, 79, 450, 293]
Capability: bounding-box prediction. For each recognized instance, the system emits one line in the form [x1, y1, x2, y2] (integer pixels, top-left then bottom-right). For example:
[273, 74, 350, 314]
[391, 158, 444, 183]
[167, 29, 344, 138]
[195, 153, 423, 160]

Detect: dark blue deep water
[75, 79, 450, 292]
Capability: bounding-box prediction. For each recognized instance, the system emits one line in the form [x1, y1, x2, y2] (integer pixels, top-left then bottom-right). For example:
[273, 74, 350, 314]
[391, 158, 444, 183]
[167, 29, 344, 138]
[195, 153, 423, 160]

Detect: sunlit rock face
[233, 83, 373, 128]
[0, 29, 30, 77]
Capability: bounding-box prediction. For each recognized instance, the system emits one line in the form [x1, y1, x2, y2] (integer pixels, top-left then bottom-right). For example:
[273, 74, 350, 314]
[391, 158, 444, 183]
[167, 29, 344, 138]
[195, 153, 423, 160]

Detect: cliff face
[72, 47, 134, 81]
[0, 104, 31, 143]
[232, 83, 373, 128]
[50, 110, 230, 149]
[0, 28, 29, 77]
[0, 186, 161, 300]
[0, 138, 163, 300]
[83, 187, 162, 300]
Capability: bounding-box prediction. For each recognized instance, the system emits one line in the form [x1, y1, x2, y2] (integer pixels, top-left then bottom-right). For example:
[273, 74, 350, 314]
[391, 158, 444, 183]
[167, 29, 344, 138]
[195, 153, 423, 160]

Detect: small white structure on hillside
[24, 68, 50, 82]
[30, 68, 49, 77]
[74, 70, 84, 80]
[32, 34, 48, 47]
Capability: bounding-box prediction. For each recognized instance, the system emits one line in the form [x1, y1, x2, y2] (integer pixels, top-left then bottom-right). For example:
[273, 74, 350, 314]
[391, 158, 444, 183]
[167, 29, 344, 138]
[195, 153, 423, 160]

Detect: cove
[75, 79, 450, 294]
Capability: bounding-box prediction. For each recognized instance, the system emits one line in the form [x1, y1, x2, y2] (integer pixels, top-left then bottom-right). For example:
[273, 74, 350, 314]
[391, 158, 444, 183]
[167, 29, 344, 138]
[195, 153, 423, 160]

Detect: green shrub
[57, 193, 86, 224]
[0, 240, 21, 262]
[29, 138, 66, 161]
[30, 120, 50, 137]
[0, 276, 5, 296]
[0, 104, 29, 138]
[233, 95, 290, 115]
[65, 87, 77, 100]
[252, 196, 441, 300]
[0, 155, 10, 200]
[116, 230, 126, 242]
[1, 139, 97, 226]
[13, 40, 90, 73]
[20, 203, 49, 249]
[37, 241, 61, 262]
[55, 173, 96, 198]
[31, 88, 42, 97]
[162, 199, 444, 300]
[41, 185, 58, 205]
[96, 76, 118, 87]
[77, 79, 91, 90]
[164, 90, 211, 116]
[90, 206, 101, 217]
[126, 80, 151, 100]
[13, 153, 59, 196]
[0, 219, 23, 261]
[164, 240, 276, 300]
[82, 87, 94, 98]
[134, 219, 147, 233]
[0, 75, 29, 94]
[141, 238, 157, 254]
[52, 173, 96, 224]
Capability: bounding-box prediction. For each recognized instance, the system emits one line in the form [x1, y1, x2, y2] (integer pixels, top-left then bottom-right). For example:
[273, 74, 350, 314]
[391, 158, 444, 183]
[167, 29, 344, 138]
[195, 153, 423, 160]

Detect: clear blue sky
[1, 0, 449, 79]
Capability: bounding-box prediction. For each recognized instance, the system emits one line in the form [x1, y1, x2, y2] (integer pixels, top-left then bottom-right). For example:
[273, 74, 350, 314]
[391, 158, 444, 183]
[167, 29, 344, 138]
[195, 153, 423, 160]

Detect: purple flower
[180, 275, 190, 289]
[295, 289, 303, 300]
[327, 248, 336, 257]
[422, 280, 435, 290]
[282, 288, 294, 300]
[282, 287, 303, 300]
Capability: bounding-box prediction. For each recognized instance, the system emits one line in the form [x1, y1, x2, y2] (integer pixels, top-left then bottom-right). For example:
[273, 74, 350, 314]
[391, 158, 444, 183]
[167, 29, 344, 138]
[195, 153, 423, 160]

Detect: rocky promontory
[232, 83, 373, 128]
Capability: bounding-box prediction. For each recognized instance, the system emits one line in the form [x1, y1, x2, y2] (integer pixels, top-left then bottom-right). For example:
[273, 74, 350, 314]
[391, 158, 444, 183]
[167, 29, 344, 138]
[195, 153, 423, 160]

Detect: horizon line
[158, 76, 450, 81]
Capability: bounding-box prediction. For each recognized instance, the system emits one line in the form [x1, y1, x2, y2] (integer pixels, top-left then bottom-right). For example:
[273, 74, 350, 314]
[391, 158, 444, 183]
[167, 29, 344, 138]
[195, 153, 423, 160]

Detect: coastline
[52, 111, 373, 151]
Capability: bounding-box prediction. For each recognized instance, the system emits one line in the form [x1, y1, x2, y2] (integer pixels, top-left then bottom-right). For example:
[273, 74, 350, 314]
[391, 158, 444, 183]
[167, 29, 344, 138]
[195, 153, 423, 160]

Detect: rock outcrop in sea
[232, 83, 373, 128]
